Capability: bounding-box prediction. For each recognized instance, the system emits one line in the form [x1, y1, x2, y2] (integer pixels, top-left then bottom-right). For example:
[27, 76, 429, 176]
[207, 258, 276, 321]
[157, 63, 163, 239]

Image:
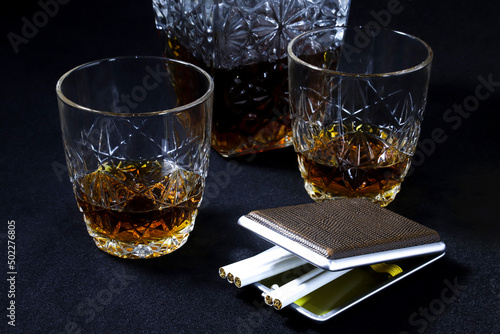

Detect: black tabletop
[1, 1, 499, 333]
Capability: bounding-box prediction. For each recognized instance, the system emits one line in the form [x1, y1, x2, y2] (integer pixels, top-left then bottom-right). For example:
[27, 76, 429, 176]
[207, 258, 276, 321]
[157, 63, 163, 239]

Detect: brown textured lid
[244, 199, 441, 260]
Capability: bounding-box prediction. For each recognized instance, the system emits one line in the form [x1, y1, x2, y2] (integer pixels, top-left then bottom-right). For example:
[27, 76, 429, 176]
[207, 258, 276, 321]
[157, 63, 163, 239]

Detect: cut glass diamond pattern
[154, 0, 350, 69]
[296, 76, 424, 156]
[132, 244, 154, 258]
[65, 113, 208, 258]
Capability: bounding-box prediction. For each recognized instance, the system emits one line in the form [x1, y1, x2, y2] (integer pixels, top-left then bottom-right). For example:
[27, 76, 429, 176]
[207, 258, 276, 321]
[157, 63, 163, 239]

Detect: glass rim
[287, 26, 433, 78]
[55, 56, 214, 117]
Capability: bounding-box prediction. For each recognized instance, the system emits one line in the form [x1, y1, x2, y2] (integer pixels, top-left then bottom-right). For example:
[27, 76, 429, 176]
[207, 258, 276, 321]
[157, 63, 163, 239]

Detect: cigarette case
[237, 198, 446, 321]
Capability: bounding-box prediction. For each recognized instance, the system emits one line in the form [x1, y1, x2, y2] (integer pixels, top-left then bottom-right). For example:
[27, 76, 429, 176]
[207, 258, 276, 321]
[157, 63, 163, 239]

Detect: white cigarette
[234, 256, 308, 288]
[264, 267, 324, 305]
[273, 269, 351, 310]
[219, 246, 293, 282]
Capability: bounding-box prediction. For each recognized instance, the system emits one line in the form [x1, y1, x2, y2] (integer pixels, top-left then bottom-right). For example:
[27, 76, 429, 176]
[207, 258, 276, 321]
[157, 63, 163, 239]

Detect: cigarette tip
[227, 273, 234, 283]
[234, 277, 242, 288]
[264, 294, 274, 306]
[219, 268, 226, 279]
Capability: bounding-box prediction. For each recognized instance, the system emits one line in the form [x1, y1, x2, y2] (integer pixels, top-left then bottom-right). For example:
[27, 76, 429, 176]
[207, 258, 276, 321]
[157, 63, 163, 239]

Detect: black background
[1, 0, 499, 333]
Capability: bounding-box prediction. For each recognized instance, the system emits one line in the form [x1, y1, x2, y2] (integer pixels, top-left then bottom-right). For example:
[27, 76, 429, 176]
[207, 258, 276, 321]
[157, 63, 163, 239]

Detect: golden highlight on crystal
[297, 125, 411, 206]
[74, 160, 204, 259]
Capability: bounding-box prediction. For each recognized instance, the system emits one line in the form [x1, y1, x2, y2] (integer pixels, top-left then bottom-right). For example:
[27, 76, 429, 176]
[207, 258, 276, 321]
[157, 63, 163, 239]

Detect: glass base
[89, 231, 190, 259]
[304, 180, 402, 207]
